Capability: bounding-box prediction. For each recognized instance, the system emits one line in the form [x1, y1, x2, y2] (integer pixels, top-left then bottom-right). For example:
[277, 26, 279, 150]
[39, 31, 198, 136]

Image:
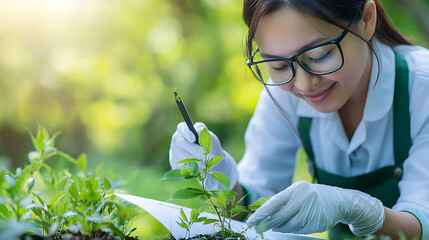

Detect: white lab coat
[237, 40, 429, 237]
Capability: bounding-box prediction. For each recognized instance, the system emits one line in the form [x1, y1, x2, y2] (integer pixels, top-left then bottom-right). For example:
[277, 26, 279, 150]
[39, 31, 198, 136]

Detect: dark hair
[243, 0, 413, 58]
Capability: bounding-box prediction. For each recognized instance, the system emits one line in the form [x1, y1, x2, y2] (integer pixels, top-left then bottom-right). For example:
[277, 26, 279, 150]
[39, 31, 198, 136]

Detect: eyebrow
[260, 36, 328, 59]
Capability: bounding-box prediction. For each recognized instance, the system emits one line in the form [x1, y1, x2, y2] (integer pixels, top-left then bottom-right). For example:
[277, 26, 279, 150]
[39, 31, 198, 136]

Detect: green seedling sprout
[163, 128, 269, 239]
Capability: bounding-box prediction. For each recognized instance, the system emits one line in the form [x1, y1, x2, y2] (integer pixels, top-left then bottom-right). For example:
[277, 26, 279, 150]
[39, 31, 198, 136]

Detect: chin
[307, 100, 340, 113]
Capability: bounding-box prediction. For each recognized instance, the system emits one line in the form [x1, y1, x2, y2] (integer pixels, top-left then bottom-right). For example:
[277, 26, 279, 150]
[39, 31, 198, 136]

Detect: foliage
[0, 126, 138, 239]
[0, 0, 262, 168]
[163, 128, 268, 239]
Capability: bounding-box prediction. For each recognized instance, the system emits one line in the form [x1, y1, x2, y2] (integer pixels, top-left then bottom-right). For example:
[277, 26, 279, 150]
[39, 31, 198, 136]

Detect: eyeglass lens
[251, 43, 343, 85]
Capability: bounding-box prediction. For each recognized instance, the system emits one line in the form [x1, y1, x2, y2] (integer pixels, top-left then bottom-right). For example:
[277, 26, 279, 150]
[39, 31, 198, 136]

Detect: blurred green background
[0, 0, 428, 239]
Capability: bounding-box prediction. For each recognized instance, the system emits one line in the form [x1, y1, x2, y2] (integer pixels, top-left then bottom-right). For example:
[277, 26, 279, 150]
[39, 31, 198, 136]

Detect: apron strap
[393, 51, 412, 165]
[297, 117, 316, 181]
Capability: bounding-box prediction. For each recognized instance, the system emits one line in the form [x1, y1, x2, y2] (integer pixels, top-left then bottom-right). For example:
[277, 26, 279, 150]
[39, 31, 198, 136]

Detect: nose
[292, 63, 321, 91]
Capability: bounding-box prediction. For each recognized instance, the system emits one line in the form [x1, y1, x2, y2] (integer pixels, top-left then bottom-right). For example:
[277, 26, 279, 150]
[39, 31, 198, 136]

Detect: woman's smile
[293, 82, 336, 103]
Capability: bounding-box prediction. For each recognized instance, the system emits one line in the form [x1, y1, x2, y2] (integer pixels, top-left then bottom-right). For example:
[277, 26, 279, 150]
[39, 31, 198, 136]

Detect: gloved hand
[169, 122, 238, 191]
[246, 181, 385, 236]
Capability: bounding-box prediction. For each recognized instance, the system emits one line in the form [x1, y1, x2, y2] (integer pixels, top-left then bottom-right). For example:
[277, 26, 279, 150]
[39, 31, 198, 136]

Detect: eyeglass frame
[246, 12, 360, 86]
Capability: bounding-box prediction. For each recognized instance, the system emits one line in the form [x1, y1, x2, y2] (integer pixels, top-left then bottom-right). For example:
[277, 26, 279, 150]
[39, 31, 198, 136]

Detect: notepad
[115, 193, 325, 240]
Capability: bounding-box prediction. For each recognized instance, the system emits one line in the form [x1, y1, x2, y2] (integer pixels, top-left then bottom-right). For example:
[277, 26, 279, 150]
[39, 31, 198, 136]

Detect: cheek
[323, 54, 365, 85]
[278, 83, 294, 92]
[323, 68, 349, 83]
[333, 38, 369, 82]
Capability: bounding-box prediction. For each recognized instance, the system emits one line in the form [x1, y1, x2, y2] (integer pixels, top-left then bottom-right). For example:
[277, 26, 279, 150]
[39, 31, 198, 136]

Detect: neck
[349, 51, 373, 106]
[338, 49, 373, 140]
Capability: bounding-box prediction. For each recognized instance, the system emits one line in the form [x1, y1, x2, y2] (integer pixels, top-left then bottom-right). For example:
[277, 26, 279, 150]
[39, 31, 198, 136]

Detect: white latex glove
[246, 181, 385, 236]
[169, 122, 238, 191]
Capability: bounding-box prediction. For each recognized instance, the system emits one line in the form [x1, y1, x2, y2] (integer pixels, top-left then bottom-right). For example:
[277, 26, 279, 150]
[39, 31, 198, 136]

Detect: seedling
[163, 128, 269, 239]
[0, 126, 138, 239]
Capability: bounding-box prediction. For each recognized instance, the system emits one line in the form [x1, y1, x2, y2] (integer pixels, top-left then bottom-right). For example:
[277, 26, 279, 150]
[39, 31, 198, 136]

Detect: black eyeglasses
[247, 12, 360, 86]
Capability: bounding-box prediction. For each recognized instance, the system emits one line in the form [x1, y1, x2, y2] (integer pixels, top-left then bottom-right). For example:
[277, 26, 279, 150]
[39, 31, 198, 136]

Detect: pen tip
[173, 90, 181, 101]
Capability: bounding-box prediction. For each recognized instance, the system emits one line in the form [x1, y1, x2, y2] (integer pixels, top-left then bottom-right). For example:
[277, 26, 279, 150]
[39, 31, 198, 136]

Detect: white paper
[115, 193, 325, 240]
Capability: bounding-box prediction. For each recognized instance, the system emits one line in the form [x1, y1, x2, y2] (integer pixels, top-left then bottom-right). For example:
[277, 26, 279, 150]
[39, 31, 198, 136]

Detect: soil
[21, 230, 139, 240]
[166, 232, 247, 240]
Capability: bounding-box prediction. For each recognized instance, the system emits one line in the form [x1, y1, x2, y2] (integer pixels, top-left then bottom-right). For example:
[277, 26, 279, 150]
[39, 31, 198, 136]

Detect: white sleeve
[393, 46, 429, 239]
[237, 87, 301, 203]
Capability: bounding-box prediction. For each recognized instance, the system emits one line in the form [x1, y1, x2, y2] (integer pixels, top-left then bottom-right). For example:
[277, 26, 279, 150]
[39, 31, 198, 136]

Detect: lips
[299, 83, 336, 103]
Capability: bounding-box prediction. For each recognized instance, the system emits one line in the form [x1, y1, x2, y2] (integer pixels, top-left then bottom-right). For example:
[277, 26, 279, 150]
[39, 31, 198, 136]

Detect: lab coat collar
[296, 40, 395, 122]
[363, 40, 395, 122]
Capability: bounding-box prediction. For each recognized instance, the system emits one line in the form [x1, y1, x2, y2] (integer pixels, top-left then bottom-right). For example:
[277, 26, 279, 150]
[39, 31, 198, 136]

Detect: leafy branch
[163, 128, 267, 239]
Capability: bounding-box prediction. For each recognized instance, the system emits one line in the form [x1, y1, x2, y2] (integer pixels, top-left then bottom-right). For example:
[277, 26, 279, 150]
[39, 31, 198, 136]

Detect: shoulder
[393, 44, 429, 96]
[394, 44, 429, 136]
[394, 44, 429, 78]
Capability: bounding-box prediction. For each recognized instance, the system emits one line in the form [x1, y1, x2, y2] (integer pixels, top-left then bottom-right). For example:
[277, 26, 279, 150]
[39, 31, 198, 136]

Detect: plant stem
[207, 197, 223, 225]
[202, 179, 223, 225]
[201, 154, 224, 230]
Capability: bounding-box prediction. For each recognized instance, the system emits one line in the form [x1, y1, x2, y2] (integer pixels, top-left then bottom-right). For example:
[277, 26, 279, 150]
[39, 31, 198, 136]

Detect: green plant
[177, 208, 213, 239]
[0, 126, 138, 239]
[162, 128, 269, 239]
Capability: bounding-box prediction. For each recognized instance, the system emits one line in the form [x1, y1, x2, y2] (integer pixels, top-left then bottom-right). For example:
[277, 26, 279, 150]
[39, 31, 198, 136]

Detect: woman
[169, 0, 428, 239]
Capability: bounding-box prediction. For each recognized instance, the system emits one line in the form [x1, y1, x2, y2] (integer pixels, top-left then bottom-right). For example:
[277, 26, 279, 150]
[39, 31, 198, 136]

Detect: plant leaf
[171, 188, 205, 200]
[210, 171, 230, 190]
[0, 204, 11, 220]
[178, 222, 188, 230]
[194, 216, 206, 223]
[31, 191, 47, 207]
[190, 208, 199, 222]
[230, 205, 248, 214]
[161, 169, 183, 180]
[248, 197, 271, 211]
[198, 128, 212, 154]
[77, 153, 87, 173]
[207, 156, 224, 169]
[86, 191, 101, 202]
[180, 168, 192, 178]
[103, 177, 112, 190]
[176, 158, 202, 164]
[31, 207, 43, 218]
[37, 126, 47, 152]
[180, 208, 188, 222]
[26, 128, 40, 152]
[210, 190, 235, 198]
[27, 178, 35, 192]
[47, 132, 61, 149]
[96, 222, 126, 238]
[203, 218, 218, 225]
[57, 152, 77, 165]
[182, 162, 198, 174]
[89, 177, 99, 191]
[68, 183, 79, 201]
[47, 192, 65, 209]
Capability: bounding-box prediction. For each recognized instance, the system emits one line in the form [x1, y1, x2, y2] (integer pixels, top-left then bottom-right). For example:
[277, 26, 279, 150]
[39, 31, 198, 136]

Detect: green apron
[297, 52, 411, 239]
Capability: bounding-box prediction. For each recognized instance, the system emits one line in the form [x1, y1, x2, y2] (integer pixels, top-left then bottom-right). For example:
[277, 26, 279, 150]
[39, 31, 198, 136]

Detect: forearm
[374, 207, 421, 239]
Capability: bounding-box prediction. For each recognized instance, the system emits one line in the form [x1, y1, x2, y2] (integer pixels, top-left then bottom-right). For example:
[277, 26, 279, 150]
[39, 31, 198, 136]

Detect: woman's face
[254, 8, 372, 113]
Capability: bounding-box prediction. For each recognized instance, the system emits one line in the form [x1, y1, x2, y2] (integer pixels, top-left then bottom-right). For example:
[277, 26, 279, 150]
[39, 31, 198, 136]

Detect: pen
[174, 91, 199, 145]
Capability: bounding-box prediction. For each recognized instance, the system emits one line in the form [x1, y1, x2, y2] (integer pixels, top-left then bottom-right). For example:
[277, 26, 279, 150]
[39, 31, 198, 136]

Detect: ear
[361, 0, 377, 41]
